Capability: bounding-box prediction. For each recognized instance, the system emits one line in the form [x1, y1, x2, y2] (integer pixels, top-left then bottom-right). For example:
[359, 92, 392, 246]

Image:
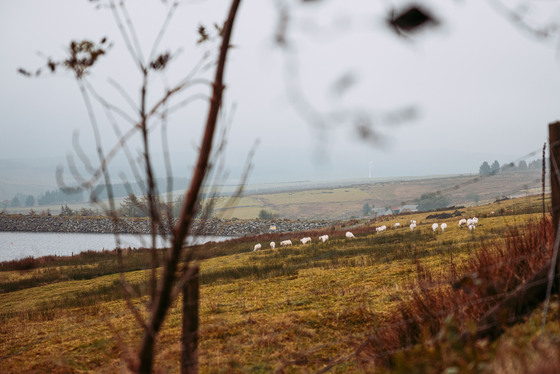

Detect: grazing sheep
[440, 223, 447, 232]
[458, 218, 467, 228]
[376, 225, 387, 234]
[472, 217, 479, 225]
[410, 222, 417, 231]
[468, 224, 475, 232]
[253, 243, 262, 251]
[410, 220, 417, 225]
[270, 241, 276, 250]
[394, 222, 401, 228]
[300, 237, 312, 244]
[319, 235, 329, 243]
[432, 223, 439, 232]
[345, 231, 355, 239]
[280, 240, 293, 247]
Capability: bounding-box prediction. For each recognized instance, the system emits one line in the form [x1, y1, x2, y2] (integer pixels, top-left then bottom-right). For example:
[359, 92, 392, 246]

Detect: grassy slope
[0, 195, 557, 373]
[4, 170, 542, 219]
[207, 170, 544, 220]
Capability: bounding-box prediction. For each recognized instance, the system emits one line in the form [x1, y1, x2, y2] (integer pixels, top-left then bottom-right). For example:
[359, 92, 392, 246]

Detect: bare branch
[109, 0, 144, 70]
[108, 78, 140, 116]
[137, 1, 242, 371]
[119, 0, 146, 65]
[146, 78, 212, 119]
[167, 93, 210, 114]
[76, 80, 117, 215]
[160, 106, 176, 234]
[65, 153, 89, 187]
[103, 101, 146, 193]
[72, 131, 96, 174]
[487, 0, 558, 39]
[149, 1, 180, 64]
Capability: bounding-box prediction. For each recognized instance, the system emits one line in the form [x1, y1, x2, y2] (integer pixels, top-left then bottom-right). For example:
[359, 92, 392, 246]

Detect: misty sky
[1, 0, 560, 186]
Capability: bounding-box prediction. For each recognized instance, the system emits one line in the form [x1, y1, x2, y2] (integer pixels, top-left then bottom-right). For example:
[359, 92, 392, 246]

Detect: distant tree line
[118, 193, 202, 218]
[415, 192, 450, 211]
[258, 209, 276, 220]
[37, 189, 83, 206]
[479, 159, 543, 176]
[3, 194, 37, 208]
[2, 189, 83, 209]
[2, 178, 192, 211]
[58, 204, 98, 217]
[93, 178, 191, 200]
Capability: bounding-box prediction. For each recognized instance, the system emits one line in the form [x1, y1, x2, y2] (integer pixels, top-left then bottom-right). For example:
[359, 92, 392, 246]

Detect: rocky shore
[0, 215, 334, 237]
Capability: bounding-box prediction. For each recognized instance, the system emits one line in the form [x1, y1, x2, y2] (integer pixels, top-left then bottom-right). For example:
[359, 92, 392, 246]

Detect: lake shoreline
[0, 215, 334, 237]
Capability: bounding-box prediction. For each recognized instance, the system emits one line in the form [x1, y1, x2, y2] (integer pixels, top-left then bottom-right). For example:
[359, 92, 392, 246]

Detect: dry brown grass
[1, 196, 556, 372]
[356, 216, 554, 369]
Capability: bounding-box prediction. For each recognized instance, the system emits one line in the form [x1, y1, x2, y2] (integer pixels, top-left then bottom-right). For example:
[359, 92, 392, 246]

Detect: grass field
[1, 194, 558, 372]
[3, 170, 543, 220]
[203, 170, 545, 220]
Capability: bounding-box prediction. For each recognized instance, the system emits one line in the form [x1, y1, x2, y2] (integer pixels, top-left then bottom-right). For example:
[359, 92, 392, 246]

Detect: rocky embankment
[0, 215, 334, 237]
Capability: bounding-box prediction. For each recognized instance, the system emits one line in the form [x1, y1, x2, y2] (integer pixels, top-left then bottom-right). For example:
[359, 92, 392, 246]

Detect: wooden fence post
[549, 121, 560, 289]
[181, 265, 199, 374]
[474, 122, 560, 340]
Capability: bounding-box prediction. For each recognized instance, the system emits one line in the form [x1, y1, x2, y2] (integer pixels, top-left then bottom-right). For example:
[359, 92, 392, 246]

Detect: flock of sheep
[253, 232, 353, 251]
[253, 217, 480, 252]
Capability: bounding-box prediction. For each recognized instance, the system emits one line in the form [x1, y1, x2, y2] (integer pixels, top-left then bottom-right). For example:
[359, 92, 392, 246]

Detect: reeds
[359, 216, 554, 369]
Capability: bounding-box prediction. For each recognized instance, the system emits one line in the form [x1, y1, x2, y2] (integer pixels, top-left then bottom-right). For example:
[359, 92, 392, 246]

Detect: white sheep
[410, 223, 417, 231]
[319, 235, 329, 243]
[410, 220, 417, 225]
[270, 241, 276, 250]
[280, 240, 292, 247]
[432, 223, 439, 232]
[458, 218, 467, 228]
[440, 223, 447, 232]
[345, 231, 355, 239]
[472, 217, 479, 225]
[253, 243, 262, 251]
[394, 222, 401, 228]
[300, 237, 312, 244]
[376, 225, 387, 234]
[468, 224, 475, 232]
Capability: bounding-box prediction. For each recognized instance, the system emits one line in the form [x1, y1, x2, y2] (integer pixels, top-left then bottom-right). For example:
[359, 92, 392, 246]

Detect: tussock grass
[0, 195, 557, 372]
[355, 216, 555, 371]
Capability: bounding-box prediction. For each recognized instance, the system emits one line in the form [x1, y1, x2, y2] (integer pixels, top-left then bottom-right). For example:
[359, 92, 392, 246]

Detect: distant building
[371, 208, 386, 217]
[400, 204, 419, 213]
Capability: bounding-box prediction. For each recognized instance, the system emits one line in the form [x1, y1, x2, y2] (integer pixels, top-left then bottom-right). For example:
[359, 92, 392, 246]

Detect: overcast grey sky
[1, 0, 560, 186]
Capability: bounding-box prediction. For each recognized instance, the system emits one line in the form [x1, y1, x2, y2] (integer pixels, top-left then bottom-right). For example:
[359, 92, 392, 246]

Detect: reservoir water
[0, 232, 231, 262]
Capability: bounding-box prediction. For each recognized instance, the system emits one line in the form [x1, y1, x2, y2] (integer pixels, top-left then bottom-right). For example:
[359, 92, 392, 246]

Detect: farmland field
[204, 170, 544, 220]
[1, 194, 558, 373]
[4, 170, 543, 220]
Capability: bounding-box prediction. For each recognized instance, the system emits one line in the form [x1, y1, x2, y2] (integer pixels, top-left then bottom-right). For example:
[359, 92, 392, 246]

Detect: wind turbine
[369, 161, 374, 179]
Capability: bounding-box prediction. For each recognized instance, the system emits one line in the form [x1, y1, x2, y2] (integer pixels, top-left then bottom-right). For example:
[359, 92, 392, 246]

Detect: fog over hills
[0, 147, 527, 202]
[1, 1, 557, 206]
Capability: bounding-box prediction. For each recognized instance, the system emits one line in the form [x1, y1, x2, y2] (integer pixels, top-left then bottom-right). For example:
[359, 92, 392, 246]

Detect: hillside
[1, 194, 558, 372]
[208, 169, 544, 220]
[5, 169, 544, 220]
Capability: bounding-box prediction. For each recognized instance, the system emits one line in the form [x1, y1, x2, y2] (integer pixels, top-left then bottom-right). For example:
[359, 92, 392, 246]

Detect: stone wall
[0, 215, 334, 237]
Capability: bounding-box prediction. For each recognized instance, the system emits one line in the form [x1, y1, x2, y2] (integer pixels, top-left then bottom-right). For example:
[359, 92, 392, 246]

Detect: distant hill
[1, 152, 545, 220]
[0, 158, 60, 201]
